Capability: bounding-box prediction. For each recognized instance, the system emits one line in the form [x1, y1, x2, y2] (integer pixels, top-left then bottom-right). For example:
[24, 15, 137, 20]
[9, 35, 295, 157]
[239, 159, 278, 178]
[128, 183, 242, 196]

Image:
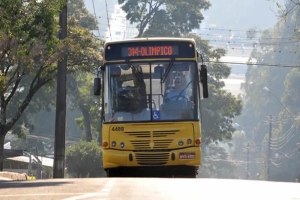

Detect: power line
[95, 21, 299, 41]
[94, 22, 298, 40]
[93, 25, 300, 47]
[198, 26, 297, 34]
[196, 32, 300, 41]
[91, 0, 101, 38]
[94, 28, 300, 48]
[200, 39, 300, 45]
[205, 60, 300, 68]
[104, 0, 112, 41]
[270, 128, 299, 149]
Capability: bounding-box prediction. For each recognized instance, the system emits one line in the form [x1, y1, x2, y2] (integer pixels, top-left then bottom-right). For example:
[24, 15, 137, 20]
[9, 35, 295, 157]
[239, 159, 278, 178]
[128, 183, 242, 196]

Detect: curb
[0, 171, 28, 181]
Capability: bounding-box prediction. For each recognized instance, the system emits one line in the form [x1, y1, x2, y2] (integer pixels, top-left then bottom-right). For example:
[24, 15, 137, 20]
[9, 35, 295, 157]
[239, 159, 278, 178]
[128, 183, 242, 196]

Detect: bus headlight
[112, 141, 116, 147]
[178, 140, 184, 146]
[120, 142, 125, 148]
[187, 139, 192, 145]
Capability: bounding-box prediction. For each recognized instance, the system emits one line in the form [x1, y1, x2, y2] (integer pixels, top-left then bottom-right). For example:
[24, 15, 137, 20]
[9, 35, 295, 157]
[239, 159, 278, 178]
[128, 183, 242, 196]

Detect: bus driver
[164, 77, 189, 102]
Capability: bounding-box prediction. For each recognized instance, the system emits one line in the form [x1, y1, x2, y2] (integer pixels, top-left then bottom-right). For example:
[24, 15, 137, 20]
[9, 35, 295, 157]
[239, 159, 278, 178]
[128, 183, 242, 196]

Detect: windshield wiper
[161, 58, 175, 83]
[176, 79, 193, 100]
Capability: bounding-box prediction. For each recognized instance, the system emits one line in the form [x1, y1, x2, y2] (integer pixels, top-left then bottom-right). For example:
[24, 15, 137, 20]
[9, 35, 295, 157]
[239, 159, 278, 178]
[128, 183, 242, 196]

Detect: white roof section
[4, 142, 11, 150]
[6, 155, 53, 168]
[220, 56, 250, 64]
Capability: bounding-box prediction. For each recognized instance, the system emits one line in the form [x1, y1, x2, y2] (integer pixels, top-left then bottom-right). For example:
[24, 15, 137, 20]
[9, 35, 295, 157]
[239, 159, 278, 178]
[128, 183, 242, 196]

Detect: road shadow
[0, 180, 70, 189]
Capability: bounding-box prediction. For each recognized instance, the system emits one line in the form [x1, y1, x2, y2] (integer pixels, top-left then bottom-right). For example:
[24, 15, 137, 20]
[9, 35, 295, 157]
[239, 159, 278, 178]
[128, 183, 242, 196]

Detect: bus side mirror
[200, 65, 208, 98]
[94, 78, 101, 96]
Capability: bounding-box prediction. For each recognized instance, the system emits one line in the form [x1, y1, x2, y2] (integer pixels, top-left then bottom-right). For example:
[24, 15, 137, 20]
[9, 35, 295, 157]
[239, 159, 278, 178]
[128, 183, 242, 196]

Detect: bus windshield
[103, 61, 200, 123]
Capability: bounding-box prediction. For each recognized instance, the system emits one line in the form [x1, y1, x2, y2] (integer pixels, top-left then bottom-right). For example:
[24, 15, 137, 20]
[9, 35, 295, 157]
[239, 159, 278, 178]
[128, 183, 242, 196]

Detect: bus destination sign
[104, 41, 195, 60]
[121, 45, 179, 57]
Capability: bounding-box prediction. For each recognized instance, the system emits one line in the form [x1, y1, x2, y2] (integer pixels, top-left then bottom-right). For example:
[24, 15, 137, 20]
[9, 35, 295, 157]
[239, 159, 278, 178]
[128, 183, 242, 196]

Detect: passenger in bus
[164, 77, 189, 102]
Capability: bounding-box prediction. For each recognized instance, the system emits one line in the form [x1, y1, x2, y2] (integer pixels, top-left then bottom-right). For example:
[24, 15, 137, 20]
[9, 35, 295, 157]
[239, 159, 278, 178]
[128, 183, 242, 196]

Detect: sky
[202, 0, 284, 30]
[84, 0, 285, 39]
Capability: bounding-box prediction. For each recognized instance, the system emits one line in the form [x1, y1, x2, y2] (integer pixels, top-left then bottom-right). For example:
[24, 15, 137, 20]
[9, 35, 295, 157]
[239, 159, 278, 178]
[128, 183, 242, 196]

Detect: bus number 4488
[111, 127, 124, 131]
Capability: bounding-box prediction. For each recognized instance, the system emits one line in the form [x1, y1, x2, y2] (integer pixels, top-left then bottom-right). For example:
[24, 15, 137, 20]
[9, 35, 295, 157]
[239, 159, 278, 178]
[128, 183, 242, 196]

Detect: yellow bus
[94, 37, 208, 177]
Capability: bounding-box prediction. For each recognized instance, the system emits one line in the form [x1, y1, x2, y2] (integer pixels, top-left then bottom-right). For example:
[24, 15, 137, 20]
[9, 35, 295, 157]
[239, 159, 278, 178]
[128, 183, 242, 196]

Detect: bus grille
[131, 140, 151, 149]
[135, 152, 169, 165]
[131, 139, 173, 149]
[127, 130, 179, 150]
[125, 131, 151, 138]
[153, 130, 179, 137]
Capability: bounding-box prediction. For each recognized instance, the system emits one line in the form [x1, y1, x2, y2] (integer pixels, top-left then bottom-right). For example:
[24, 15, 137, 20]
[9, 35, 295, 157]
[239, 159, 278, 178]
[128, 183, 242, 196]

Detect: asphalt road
[0, 178, 300, 200]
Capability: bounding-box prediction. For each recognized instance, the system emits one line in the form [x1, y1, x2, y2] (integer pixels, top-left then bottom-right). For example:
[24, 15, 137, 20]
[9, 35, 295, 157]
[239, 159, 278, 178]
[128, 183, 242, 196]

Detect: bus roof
[104, 37, 196, 46]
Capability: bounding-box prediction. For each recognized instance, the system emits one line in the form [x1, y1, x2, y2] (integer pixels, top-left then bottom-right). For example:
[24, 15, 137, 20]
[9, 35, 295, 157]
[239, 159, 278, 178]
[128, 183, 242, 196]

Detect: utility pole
[267, 115, 272, 181]
[246, 142, 250, 179]
[53, 2, 67, 178]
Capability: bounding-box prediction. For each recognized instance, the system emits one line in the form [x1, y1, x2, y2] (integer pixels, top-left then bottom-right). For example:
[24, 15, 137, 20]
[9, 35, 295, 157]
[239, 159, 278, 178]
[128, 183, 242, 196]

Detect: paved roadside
[0, 177, 12, 181]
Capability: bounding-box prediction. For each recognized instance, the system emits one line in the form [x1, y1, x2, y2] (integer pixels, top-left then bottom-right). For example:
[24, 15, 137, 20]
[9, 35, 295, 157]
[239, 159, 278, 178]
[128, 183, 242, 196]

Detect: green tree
[0, 0, 103, 170]
[237, 1, 300, 181]
[272, 68, 300, 181]
[185, 33, 242, 144]
[0, 0, 65, 171]
[68, 73, 102, 142]
[66, 0, 103, 141]
[118, 0, 211, 37]
[198, 144, 238, 178]
[184, 33, 242, 178]
[282, 69, 300, 113]
[65, 140, 105, 177]
[12, 0, 103, 143]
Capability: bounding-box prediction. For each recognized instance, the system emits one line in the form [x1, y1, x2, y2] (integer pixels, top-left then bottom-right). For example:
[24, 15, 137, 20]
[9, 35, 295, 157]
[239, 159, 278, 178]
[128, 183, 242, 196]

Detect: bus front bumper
[102, 147, 201, 169]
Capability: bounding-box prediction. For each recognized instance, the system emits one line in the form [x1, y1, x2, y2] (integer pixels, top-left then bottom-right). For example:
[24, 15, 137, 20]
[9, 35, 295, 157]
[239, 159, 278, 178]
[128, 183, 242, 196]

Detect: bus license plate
[179, 152, 195, 159]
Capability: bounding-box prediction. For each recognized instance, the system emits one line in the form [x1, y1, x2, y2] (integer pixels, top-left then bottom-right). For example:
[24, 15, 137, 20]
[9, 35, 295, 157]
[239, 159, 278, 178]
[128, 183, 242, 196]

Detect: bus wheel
[106, 168, 128, 177]
[106, 169, 119, 177]
[173, 166, 197, 178]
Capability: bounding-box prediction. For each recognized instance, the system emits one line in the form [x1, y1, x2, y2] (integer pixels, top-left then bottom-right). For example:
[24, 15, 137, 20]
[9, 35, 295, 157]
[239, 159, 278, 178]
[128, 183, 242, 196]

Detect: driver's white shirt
[165, 89, 188, 101]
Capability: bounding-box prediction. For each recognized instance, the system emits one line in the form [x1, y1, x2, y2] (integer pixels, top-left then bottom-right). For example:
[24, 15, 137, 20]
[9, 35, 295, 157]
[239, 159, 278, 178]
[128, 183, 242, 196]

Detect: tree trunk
[0, 93, 6, 171]
[78, 103, 92, 142]
[0, 132, 5, 171]
[97, 123, 102, 144]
